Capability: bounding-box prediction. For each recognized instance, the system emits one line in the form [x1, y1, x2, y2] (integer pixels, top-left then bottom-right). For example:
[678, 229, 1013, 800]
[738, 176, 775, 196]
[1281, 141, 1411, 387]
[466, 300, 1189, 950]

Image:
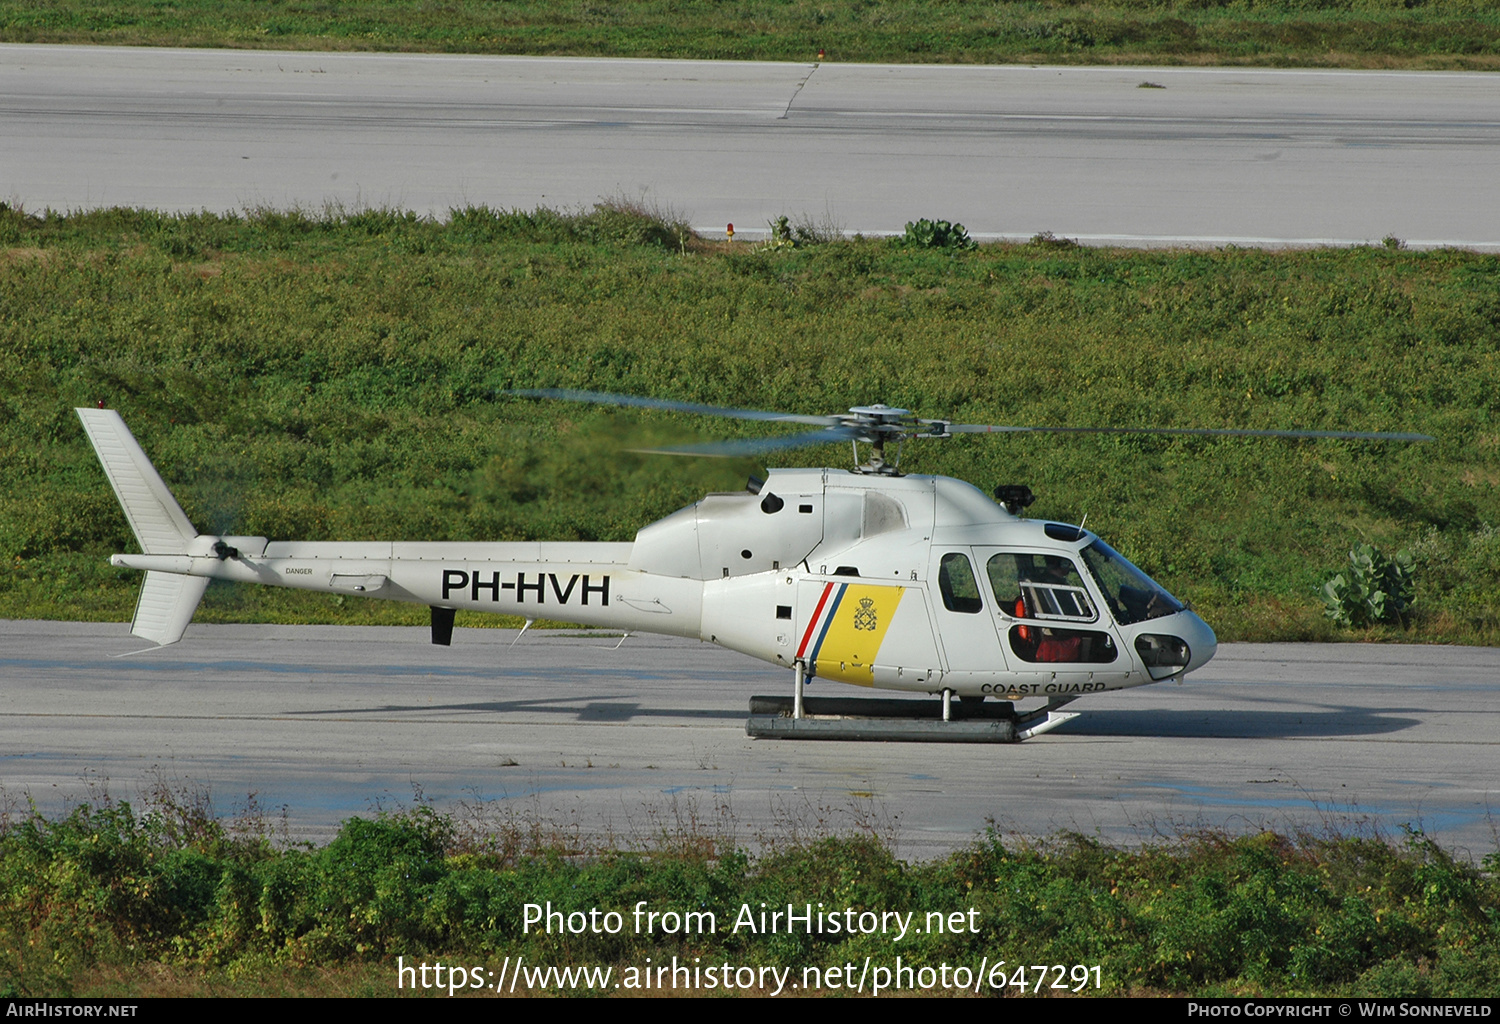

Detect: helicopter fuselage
[109, 461, 1216, 700]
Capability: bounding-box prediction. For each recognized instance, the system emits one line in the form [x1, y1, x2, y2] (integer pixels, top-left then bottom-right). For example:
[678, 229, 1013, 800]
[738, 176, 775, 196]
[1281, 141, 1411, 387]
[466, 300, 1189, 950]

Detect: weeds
[449, 198, 692, 251]
[3, 785, 1495, 996]
[761, 212, 844, 251]
[760, 215, 799, 252]
[788, 210, 845, 247]
[1030, 229, 1080, 249]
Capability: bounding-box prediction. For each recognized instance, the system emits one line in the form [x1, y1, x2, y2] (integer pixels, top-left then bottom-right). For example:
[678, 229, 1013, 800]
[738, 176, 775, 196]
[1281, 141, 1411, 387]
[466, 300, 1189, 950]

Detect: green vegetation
[1322, 543, 1416, 628]
[2, 202, 1498, 643]
[901, 219, 977, 252]
[2, 790, 1496, 997]
[3, 0, 1500, 70]
[762, 214, 844, 252]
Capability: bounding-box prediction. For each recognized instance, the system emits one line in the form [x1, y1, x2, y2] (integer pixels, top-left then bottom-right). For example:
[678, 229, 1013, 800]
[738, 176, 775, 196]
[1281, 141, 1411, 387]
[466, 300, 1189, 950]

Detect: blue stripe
[807, 583, 847, 680]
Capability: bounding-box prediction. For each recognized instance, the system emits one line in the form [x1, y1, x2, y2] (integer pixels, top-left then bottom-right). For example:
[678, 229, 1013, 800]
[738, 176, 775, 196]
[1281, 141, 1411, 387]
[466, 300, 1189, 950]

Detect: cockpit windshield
[1078, 540, 1183, 626]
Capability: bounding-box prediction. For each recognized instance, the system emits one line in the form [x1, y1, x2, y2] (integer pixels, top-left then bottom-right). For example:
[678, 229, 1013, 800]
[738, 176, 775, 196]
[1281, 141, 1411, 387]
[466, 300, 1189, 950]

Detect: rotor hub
[838, 407, 922, 474]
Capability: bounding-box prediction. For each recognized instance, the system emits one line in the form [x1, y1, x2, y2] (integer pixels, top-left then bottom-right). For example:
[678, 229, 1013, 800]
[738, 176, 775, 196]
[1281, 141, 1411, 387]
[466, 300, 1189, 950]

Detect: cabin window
[938, 553, 983, 613]
[986, 553, 1097, 623]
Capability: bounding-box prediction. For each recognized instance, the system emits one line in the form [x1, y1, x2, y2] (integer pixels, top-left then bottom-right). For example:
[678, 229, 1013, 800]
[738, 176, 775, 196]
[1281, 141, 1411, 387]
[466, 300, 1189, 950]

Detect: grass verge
[3, 1, 1500, 70]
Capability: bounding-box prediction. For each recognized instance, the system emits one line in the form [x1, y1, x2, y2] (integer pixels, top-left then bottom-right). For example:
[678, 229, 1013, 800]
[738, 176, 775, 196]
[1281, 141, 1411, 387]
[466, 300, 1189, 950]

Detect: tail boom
[112, 542, 704, 638]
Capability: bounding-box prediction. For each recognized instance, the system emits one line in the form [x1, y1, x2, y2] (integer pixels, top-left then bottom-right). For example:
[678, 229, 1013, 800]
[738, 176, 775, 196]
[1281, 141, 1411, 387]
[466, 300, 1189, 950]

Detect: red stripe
[795, 582, 835, 659]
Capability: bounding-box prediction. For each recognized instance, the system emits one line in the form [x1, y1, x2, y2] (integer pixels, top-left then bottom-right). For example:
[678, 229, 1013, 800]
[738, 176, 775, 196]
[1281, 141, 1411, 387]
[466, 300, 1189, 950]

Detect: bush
[1321, 543, 1415, 628]
[899, 218, 975, 250]
[1030, 230, 1079, 249]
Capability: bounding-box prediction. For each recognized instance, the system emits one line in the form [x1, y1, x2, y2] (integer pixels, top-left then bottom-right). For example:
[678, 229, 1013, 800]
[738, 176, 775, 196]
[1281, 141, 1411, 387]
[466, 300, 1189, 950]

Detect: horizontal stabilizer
[131, 571, 210, 646]
[76, 408, 197, 553]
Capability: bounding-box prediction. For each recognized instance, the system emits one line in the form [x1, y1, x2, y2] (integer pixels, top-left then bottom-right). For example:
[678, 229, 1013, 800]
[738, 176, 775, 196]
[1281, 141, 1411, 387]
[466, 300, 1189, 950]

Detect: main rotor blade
[508, 389, 838, 426]
[630, 427, 863, 458]
[943, 423, 1434, 442]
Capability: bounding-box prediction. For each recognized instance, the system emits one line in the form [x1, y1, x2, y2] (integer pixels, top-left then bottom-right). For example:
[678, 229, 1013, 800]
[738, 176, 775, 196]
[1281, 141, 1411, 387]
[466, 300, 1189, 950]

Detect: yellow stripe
[813, 584, 904, 686]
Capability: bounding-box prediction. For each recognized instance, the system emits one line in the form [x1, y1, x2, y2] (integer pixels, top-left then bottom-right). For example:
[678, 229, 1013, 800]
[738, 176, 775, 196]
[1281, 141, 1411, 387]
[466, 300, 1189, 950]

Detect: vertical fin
[77, 409, 206, 645]
[76, 408, 198, 553]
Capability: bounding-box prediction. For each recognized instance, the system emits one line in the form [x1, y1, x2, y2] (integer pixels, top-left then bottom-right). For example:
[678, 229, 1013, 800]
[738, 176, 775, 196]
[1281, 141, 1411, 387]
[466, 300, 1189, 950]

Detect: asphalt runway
[2, 620, 1496, 858]
[3, 44, 1499, 246]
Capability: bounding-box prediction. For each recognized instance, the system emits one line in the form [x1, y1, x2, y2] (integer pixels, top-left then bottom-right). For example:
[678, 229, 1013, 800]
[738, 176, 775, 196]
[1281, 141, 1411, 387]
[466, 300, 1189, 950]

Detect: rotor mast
[845, 404, 921, 475]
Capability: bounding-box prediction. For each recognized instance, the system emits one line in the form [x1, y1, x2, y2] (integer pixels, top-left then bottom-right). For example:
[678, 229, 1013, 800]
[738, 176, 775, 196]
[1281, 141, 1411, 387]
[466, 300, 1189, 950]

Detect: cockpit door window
[985, 553, 1097, 624]
[985, 552, 1117, 665]
[937, 552, 983, 614]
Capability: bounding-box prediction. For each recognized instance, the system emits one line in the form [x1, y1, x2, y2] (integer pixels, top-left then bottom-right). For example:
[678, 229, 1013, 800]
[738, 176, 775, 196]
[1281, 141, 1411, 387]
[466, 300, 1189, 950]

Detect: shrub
[899, 218, 976, 250]
[1321, 543, 1415, 628]
[1029, 230, 1079, 248]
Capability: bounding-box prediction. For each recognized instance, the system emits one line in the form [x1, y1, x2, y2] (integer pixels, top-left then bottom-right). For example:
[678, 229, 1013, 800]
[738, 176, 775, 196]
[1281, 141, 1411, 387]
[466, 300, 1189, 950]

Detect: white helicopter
[77, 392, 1430, 741]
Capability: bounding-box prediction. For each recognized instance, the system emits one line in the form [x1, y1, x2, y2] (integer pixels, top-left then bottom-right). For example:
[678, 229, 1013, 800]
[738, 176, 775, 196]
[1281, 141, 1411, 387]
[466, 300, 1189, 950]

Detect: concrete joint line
[780, 62, 818, 120]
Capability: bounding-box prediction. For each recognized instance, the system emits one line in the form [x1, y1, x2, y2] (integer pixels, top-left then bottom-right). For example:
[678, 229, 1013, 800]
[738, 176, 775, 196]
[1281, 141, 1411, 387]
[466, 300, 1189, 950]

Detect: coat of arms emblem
[853, 596, 877, 631]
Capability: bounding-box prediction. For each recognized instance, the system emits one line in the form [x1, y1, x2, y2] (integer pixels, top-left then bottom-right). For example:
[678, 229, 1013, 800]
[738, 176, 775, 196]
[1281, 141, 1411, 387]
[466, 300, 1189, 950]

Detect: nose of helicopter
[1181, 611, 1218, 673]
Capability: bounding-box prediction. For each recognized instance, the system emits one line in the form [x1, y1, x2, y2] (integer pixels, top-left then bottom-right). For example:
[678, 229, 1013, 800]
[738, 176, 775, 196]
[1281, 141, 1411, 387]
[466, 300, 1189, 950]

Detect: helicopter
[77, 392, 1431, 742]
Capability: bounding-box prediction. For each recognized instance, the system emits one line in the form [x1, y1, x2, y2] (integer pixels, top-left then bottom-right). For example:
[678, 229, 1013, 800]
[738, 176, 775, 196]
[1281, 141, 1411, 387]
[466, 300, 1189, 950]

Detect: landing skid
[746, 694, 1080, 744]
